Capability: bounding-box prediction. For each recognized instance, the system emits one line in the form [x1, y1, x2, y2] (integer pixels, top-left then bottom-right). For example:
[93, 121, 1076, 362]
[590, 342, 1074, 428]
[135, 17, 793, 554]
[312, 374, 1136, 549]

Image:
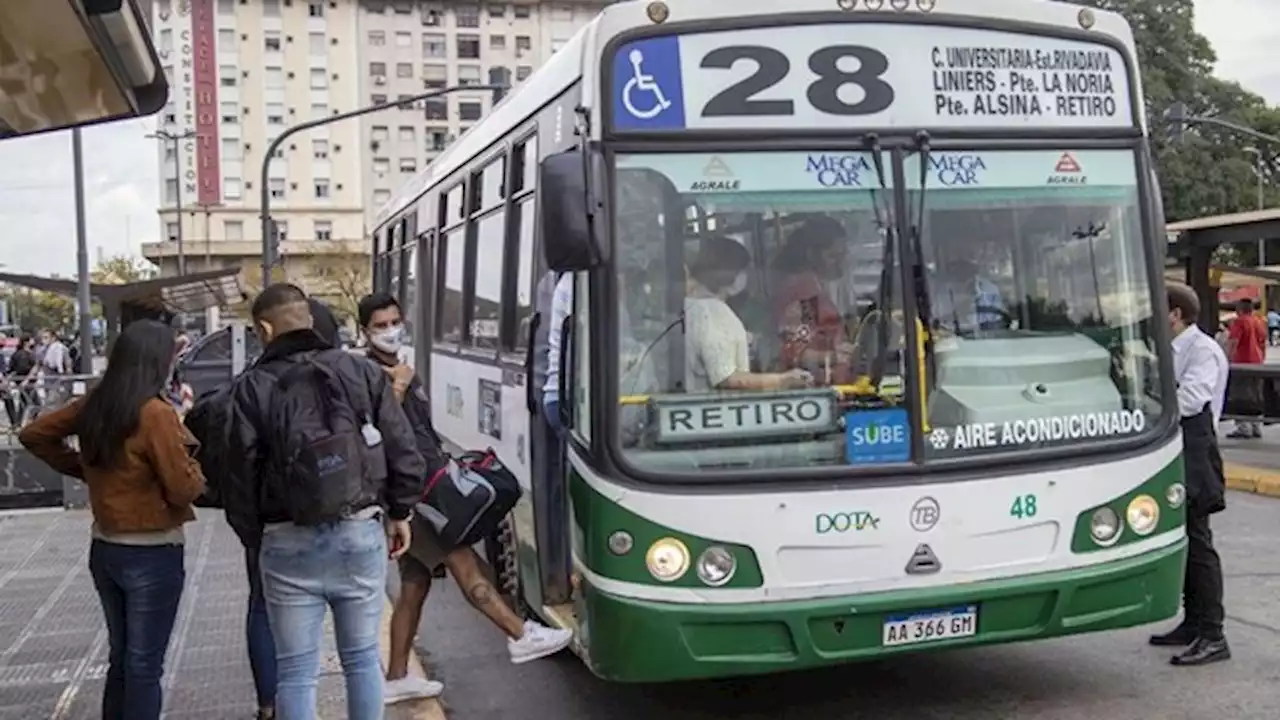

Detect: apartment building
[356, 0, 604, 223]
[143, 0, 368, 316]
[143, 0, 604, 318]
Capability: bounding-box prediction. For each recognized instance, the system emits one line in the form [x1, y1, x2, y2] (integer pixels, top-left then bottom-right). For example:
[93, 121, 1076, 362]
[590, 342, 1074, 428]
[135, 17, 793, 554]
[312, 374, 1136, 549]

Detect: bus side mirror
[539, 148, 606, 272]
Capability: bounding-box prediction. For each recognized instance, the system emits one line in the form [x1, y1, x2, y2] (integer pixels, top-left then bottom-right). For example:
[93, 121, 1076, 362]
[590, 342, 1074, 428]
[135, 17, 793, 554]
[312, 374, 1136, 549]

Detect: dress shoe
[1170, 636, 1230, 666]
[1148, 624, 1196, 647]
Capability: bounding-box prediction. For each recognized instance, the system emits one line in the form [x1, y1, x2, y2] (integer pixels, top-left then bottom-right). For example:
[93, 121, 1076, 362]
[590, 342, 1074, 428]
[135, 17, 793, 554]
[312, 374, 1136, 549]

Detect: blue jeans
[245, 545, 277, 709]
[544, 397, 563, 436]
[88, 540, 185, 720]
[260, 518, 387, 720]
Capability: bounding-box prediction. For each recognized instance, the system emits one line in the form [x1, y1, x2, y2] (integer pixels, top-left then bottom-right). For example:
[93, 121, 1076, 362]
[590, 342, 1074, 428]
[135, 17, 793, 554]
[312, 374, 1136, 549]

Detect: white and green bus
[369, 0, 1183, 683]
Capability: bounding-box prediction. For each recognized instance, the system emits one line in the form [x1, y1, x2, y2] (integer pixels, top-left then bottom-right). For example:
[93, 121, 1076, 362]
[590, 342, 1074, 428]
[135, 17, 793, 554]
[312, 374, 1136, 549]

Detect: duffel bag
[415, 448, 522, 549]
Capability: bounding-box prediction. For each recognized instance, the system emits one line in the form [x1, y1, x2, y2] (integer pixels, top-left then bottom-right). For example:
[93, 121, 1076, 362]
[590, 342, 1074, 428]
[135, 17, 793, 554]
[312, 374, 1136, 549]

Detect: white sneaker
[507, 620, 574, 664]
[383, 675, 444, 705]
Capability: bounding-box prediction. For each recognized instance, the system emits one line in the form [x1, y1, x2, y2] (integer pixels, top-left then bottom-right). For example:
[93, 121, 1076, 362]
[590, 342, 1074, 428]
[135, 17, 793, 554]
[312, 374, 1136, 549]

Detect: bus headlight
[645, 537, 690, 582]
[1090, 506, 1121, 545]
[1166, 482, 1186, 510]
[1126, 495, 1160, 536]
[695, 546, 736, 586]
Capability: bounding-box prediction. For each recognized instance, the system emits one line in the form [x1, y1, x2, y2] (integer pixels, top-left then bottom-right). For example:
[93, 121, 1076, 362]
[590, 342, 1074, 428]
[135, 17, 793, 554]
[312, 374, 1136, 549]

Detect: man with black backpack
[223, 283, 427, 720]
[186, 298, 348, 720]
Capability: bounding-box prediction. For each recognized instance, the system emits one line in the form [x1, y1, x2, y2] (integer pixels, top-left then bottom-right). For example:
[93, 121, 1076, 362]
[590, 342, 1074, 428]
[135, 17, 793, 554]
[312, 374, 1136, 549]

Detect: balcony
[142, 239, 368, 263]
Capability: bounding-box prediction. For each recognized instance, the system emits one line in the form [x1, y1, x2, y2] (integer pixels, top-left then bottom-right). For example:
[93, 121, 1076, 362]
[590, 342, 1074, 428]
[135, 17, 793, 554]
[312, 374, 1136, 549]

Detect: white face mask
[369, 324, 406, 354]
[728, 271, 748, 296]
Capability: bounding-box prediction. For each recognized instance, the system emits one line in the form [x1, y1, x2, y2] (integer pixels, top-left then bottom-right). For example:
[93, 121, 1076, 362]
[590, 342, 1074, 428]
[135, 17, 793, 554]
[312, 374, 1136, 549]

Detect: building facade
[144, 0, 369, 317]
[143, 0, 602, 318]
[355, 0, 603, 225]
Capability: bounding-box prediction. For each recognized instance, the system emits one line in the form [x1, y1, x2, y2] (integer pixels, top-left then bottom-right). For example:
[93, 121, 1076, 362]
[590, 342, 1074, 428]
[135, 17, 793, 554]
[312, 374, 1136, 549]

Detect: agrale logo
[1048, 152, 1087, 185]
[690, 156, 739, 191]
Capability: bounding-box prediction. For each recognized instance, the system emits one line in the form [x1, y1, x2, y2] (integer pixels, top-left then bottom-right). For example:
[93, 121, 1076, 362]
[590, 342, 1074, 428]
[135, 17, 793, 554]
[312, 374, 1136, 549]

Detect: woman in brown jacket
[20, 319, 205, 720]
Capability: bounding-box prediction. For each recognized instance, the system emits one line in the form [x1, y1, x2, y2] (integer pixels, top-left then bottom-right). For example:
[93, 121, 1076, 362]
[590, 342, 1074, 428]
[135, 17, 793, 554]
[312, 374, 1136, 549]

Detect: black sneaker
[1149, 624, 1196, 647]
[1171, 636, 1230, 666]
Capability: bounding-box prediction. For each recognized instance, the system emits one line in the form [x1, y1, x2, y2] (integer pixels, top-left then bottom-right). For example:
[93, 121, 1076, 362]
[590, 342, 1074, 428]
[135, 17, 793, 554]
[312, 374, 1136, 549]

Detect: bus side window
[509, 133, 537, 352]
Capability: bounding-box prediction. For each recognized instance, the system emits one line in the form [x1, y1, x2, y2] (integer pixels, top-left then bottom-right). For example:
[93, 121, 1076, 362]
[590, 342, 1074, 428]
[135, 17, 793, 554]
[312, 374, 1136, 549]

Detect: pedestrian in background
[1226, 298, 1267, 438]
[20, 319, 206, 719]
[1150, 283, 1230, 666]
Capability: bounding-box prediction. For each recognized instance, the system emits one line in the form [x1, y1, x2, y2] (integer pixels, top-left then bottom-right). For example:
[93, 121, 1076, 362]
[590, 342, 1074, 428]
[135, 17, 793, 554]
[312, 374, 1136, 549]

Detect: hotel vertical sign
[190, 0, 221, 204]
[155, 0, 221, 206]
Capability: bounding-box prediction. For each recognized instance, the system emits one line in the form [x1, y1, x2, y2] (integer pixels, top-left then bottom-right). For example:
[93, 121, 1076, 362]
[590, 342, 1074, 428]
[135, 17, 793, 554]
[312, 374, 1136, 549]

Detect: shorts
[397, 514, 448, 583]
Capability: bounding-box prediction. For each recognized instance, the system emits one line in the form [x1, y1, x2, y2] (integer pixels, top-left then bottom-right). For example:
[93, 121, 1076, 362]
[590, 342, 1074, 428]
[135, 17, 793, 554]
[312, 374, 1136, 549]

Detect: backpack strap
[312, 349, 377, 426]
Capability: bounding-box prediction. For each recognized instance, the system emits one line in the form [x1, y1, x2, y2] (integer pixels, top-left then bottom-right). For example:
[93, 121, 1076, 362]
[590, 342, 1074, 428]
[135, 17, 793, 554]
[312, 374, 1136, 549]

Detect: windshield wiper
[864, 133, 896, 391]
[909, 131, 939, 381]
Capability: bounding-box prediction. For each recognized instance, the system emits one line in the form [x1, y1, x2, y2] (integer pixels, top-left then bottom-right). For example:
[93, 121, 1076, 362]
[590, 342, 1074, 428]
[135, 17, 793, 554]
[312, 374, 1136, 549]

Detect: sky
[0, 1, 1273, 278]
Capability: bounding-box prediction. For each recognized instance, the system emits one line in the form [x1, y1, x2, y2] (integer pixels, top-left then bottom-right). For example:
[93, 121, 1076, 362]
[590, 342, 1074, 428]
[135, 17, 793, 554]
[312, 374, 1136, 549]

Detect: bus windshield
[612, 148, 1164, 475]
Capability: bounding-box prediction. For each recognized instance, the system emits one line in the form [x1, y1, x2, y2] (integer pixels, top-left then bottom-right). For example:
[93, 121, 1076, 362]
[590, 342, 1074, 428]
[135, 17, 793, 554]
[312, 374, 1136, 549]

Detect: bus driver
[684, 235, 813, 393]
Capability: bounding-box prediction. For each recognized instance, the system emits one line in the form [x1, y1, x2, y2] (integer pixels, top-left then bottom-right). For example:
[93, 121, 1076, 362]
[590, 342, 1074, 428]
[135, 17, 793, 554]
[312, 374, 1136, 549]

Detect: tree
[1070, 0, 1280, 224]
[3, 287, 74, 334]
[310, 250, 372, 325]
[91, 255, 158, 284]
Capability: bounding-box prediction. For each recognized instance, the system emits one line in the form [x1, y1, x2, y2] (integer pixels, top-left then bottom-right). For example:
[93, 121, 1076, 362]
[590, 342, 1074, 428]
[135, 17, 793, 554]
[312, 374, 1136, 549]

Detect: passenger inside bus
[930, 256, 1009, 334]
[770, 216, 859, 384]
[684, 235, 813, 393]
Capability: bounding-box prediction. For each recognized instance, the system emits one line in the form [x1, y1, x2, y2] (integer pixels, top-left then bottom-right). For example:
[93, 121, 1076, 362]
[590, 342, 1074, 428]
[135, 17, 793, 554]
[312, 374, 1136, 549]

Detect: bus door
[524, 276, 574, 608]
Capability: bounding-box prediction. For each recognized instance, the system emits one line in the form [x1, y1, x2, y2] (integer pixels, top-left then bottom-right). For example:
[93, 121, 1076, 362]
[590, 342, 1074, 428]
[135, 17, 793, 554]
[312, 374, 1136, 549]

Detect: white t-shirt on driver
[684, 296, 750, 393]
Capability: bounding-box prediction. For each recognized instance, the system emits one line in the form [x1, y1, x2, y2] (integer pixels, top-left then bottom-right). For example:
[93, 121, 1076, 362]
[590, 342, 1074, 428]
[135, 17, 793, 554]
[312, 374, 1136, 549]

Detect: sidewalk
[0, 509, 443, 720]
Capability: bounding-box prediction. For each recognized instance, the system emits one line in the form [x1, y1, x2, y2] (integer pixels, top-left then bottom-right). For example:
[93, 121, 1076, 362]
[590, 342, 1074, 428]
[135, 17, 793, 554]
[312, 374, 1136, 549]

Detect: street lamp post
[72, 129, 94, 372]
[147, 129, 198, 277]
[260, 84, 508, 287]
[1245, 147, 1267, 267]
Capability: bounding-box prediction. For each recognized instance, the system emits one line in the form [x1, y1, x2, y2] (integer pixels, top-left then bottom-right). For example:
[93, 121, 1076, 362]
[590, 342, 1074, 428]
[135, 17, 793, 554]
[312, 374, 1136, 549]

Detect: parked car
[178, 324, 362, 399]
[177, 326, 263, 399]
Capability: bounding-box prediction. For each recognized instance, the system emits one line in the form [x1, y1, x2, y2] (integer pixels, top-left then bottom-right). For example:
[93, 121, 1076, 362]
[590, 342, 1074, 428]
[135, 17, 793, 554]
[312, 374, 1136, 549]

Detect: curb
[1223, 462, 1280, 498]
[380, 595, 448, 720]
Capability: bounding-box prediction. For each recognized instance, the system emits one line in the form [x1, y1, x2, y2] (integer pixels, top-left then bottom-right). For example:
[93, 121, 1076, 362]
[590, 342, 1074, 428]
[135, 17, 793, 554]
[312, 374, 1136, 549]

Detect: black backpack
[185, 385, 234, 509]
[267, 351, 386, 525]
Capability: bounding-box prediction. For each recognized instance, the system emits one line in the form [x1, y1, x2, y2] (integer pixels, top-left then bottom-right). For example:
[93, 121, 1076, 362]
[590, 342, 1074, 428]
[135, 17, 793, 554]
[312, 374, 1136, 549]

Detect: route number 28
[699, 45, 896, 118]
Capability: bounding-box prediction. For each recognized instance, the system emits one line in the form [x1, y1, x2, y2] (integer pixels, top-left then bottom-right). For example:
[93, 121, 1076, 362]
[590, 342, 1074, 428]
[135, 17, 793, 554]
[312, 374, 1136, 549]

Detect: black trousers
[1184, 510, 1225, 640]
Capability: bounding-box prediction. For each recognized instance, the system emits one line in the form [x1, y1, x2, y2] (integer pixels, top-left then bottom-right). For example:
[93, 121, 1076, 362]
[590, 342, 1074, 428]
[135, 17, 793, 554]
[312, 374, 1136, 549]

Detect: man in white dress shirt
[1149, 282, 1230, 666]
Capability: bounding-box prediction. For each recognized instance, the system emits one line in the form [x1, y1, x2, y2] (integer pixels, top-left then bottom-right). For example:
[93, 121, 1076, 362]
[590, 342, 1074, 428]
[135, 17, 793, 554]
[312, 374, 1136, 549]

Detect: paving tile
[0, 511, 350, 718]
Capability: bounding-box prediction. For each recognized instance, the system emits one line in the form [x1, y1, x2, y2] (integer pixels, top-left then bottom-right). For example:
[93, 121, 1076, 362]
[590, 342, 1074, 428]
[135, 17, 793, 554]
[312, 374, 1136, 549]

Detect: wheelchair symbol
[621, 49, 672, 120]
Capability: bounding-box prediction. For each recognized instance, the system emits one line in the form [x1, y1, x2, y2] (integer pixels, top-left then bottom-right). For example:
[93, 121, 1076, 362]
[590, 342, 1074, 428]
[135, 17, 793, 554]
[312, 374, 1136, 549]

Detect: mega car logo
[806, 153, 871, 187]
[930, 153, 986, 187]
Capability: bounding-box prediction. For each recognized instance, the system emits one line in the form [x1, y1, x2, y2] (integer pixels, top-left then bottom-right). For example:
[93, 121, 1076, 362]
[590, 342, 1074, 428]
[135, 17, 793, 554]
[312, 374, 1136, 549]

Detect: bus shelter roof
[1166, 208, 1280, 249]
[0, 267, 245, 314]
[1165, 263, 1280, 289]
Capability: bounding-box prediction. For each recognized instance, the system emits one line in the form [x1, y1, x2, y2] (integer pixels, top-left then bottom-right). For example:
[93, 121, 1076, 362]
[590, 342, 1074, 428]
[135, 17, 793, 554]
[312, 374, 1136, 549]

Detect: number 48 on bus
[1010, 494, 1038, 519]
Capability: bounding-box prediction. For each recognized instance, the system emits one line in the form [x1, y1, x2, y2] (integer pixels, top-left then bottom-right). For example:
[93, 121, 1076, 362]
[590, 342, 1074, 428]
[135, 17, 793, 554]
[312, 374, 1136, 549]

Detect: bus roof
[372, 0, 1137, 229]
